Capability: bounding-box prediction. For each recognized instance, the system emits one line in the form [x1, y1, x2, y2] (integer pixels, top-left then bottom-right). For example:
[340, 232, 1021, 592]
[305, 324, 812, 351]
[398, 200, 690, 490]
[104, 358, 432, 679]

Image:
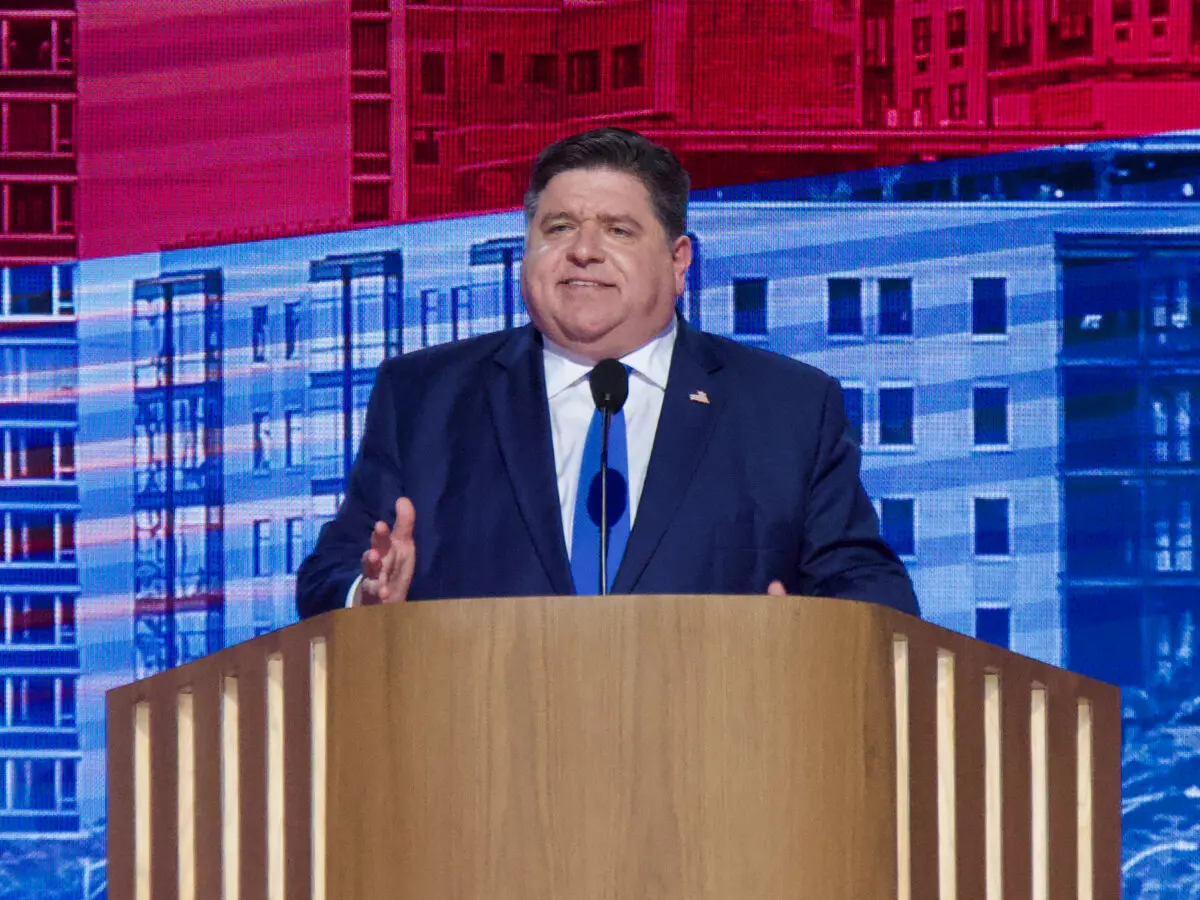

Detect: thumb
[767, 580, 787, 596]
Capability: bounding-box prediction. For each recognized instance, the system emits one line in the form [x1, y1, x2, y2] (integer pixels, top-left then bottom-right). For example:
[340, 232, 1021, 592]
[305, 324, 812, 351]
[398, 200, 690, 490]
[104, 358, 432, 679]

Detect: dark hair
[524, 127, 690, 241]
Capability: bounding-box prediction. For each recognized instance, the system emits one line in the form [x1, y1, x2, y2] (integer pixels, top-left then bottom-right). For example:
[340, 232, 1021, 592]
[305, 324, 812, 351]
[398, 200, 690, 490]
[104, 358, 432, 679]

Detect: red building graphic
[75, 0, 1200, 259]
[76, 1, 349, 259]
[0, 2, 76, 271]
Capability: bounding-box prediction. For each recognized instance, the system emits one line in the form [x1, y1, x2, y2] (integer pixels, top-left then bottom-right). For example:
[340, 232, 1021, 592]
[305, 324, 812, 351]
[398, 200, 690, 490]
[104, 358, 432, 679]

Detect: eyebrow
[540, 211, 644, 230]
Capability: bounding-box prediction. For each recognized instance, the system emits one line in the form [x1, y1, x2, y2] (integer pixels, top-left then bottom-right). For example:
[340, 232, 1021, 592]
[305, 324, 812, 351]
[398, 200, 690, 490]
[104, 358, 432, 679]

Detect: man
[296, 127, 918, 617]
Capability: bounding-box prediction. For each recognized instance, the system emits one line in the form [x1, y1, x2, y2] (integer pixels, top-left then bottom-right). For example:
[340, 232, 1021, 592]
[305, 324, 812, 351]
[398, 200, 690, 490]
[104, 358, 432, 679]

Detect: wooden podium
[107, 595, 1120, 899]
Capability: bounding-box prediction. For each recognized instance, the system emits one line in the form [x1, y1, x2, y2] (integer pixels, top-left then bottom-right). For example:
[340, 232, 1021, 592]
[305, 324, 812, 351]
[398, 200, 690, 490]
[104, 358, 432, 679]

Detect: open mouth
[560, 279, 614, 288]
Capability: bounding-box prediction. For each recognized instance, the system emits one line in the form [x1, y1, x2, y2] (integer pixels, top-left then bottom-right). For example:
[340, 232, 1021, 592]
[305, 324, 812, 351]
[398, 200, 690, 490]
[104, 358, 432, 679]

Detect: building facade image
[74, 183, 1200, 732]
[0, 263, 81, 838]
[0, 0, 81, 844]
[1058, 231, 1200, 691]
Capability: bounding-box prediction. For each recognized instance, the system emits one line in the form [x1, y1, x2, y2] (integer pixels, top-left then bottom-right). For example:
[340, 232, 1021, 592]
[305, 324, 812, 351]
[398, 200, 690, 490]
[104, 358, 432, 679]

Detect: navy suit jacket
[296, 319, 919, 618]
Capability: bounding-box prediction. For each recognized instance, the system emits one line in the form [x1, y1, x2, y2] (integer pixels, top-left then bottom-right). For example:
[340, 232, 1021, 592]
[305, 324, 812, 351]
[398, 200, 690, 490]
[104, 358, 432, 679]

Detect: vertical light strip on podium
[177, 691, 196, 900]
[892, 635, 911, 900]
[1031, 685, 1049, 900]
[311, 638, 328, 900]
[222, 676, 240, 900]
[1077, 699, 1094, 900]
[936, 650, 957, 900]
[134, 701, 151, 900]
[983, 672, 1002, 900]
[267, 654, 285, 900]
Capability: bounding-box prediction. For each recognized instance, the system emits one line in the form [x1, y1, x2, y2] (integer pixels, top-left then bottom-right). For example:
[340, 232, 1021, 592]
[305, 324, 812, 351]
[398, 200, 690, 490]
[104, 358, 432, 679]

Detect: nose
[565, 222, 604, 266]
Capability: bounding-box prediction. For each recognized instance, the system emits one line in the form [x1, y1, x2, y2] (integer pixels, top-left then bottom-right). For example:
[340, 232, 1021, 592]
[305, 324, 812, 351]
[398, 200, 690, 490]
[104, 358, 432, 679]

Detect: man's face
[521, 166, 691, 361]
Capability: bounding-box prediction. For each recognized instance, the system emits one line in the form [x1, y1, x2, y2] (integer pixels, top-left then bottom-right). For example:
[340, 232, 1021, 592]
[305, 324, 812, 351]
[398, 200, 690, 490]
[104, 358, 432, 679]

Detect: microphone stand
[599, 408, 612, 596]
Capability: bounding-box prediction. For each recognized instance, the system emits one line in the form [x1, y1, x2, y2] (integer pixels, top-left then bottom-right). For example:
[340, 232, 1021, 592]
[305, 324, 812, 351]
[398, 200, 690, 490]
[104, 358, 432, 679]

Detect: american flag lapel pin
[689, 390, 710, 405]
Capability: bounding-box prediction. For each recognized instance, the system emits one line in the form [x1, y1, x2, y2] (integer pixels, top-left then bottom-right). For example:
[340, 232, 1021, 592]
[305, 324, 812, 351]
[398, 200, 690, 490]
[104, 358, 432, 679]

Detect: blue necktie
[570, 402, 630, 595]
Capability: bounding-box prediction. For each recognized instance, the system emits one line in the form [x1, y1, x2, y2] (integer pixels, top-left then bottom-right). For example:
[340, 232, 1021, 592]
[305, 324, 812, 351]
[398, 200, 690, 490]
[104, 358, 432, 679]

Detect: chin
[559, 316, 621, 344]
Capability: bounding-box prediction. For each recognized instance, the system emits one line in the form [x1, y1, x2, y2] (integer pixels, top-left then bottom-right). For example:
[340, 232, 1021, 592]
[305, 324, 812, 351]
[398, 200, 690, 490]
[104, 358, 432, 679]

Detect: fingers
[388, 497, 417, 602]
[360, 498, 418, 605]
[393, 496, 416, 542]
[361, 521, 391, 581]
[767, 580, 788, 596]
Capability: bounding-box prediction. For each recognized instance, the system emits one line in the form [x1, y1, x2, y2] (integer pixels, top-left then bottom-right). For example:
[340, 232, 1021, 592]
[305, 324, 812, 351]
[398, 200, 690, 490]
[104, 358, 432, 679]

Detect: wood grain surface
[104, 594, 1121, 900]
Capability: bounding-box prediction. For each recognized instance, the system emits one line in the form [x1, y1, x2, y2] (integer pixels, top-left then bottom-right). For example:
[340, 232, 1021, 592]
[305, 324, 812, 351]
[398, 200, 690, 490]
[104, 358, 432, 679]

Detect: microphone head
[589, 358, 629, 413]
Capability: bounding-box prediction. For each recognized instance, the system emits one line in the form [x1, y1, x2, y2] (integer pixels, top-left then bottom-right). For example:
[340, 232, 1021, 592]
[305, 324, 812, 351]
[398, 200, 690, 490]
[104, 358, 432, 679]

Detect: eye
[609, 226, 631, 237]
[548, 223, 571, 234]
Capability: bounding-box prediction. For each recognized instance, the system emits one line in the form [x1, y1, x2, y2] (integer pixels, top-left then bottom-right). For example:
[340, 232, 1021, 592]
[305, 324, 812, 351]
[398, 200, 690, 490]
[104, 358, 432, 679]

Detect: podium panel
[107, 595, 1120, 900]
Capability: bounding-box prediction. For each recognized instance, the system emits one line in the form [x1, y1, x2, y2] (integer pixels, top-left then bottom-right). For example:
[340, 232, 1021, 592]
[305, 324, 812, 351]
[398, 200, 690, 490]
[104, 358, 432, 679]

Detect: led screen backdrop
[5, 1, 1200, 897]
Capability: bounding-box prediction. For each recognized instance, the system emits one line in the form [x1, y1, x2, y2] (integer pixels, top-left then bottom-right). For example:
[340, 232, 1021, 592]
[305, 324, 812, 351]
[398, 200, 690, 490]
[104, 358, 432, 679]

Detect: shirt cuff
[346, 575, 364, 608]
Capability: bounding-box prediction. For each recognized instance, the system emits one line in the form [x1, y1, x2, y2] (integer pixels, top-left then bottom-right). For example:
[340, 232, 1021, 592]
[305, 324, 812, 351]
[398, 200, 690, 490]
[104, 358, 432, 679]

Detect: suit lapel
[486, 326, 575, 595]
[612, 321, 725, 593]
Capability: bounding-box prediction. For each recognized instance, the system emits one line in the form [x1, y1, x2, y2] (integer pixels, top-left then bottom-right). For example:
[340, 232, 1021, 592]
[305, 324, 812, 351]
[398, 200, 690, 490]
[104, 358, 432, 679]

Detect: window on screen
[253, 520, 273, 578]
[9, 183, 53, 233]
[879, 387, 915, 446]
[252, 305, 269, 363]
[828, 278, 862, 336]
[974, 498, 1011, 556]
[879, 278, 913, 336]
[973, 386, 1009, 446]
[975, 606, 1011, 649]
[7, 101, 52, 152]
[972, 277, 1007, 335]
[6, 19, 52, 71]
[420, 52, 446, 95]
[567, 50, 599, 94]
[612, 44, 643, 89]
[733, 278, 768, 336]
[880, 498, 916, 557]
[842, 386, 864, 445]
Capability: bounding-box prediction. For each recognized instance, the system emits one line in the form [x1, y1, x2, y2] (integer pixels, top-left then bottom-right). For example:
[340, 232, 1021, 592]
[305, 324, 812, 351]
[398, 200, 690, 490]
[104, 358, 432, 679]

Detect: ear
[671, 234, 693, 297]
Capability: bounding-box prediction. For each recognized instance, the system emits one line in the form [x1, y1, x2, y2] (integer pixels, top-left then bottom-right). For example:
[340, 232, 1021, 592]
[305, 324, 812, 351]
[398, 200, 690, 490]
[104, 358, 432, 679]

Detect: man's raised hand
[359, 497, 416, 605]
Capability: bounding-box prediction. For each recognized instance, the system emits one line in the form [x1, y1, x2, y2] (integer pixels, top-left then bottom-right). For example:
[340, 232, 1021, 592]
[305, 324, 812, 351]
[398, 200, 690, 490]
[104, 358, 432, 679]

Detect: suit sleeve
[793, 378, 920, 616]
[295, 362, 406, 619]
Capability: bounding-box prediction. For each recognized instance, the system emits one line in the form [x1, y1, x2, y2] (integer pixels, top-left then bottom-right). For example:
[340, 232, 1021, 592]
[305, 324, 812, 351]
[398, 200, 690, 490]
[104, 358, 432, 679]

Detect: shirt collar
[543, 315, 677, 399]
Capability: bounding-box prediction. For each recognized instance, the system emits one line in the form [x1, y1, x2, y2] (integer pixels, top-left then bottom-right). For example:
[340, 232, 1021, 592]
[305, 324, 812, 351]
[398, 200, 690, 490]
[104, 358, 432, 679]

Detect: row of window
[920, 3, 1176, 56]
[912, 11, 969, 57]
[842, 384, 1011, 449]
[0, 428, 74, 479]
[246, 273, 1010, 354]
[878, 496, 1012, 558]
[0, 757, 76, 814]
[911, 84, 970, 127]
[0, 594, 75, 645]
[0, 675, 75, 729]
[252, 517, 307, 578]
[0, 511, 76, 564]
[248, 382, 1010, 468]
[1066, 482, 1200, 578]
[417, 44, 644, 96]
[731, 276, 1008, 338]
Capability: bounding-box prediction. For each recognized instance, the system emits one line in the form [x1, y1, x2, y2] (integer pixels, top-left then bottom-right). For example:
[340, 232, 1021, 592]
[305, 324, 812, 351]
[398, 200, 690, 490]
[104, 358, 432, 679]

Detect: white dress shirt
[543, 316, 677, 557]
[348, 318, 677, 605]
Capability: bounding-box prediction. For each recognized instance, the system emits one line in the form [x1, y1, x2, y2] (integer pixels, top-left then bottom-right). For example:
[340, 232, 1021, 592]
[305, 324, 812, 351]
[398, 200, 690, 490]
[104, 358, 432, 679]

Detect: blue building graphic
[0, 263, 81, 838]
[131, 270, 225, 677]
[49, 140, 1200, 894]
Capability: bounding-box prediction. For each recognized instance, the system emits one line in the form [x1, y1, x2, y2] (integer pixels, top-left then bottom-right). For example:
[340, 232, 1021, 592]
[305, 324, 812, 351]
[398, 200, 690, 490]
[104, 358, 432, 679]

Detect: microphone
[588, 359, 629, 596]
